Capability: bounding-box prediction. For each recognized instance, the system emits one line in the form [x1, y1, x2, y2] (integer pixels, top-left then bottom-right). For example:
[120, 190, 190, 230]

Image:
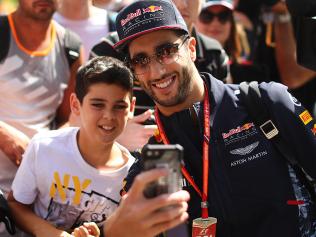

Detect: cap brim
[203, 1, 234, 10]
[114, 25, 187, 51]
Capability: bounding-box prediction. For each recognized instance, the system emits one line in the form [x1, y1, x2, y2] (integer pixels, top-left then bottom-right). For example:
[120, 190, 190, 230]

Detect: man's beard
[24, 0, 56, 21]
[138, 64, 193, 107]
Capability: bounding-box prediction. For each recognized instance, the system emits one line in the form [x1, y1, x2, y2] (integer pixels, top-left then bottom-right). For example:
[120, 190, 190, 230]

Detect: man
[54, 0, 117, 61]
[0, 0, 83, 224]
[90, 0, 228, 151]
[172, 0, 229, 81]
[273, 1, 316, 117]
[112, 0, 316, 236]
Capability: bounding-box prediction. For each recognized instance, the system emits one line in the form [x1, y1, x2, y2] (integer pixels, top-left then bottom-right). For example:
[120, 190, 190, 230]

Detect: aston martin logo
[230, 142, 259, 156]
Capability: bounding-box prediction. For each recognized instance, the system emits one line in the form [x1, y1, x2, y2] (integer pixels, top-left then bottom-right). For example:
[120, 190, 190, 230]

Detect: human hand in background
[0, 121, 30, 166]
[72, 222, 100, 237]
[117, 109, 157, 151]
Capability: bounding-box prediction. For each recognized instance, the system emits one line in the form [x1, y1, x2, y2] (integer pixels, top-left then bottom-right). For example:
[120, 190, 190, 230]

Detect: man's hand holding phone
[103, 169, 190, 237]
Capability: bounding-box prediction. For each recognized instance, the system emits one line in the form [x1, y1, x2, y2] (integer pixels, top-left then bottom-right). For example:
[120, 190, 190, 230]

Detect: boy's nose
[102, 110, 115, 120]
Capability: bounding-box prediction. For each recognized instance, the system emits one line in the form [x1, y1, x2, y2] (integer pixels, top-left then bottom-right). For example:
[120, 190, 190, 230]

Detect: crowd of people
[0, 0, 315, 237]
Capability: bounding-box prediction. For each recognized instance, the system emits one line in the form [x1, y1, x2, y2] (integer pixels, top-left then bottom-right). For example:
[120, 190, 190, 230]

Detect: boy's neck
[77, 131, 128, 172]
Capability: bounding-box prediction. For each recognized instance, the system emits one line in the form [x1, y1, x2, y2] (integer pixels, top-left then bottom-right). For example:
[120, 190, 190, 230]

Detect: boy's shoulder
[32, 127, 79, 144]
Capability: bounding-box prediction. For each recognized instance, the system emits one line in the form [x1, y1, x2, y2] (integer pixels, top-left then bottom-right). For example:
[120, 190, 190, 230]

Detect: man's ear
[188, 37, 197, 62]
[70, 93, 81, 116]
[129, 96, 136, 119]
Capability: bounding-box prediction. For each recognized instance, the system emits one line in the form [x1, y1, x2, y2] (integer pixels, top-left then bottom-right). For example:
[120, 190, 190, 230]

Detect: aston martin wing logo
[230, 142, 259, 155]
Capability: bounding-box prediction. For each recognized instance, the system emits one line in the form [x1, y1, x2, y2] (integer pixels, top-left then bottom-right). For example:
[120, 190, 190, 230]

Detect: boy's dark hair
[75, 56, 134, 103]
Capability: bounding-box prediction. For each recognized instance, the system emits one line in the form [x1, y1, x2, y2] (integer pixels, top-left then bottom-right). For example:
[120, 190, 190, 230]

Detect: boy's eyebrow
[90, 98, 106, 102]
[89, 98, 129, 103]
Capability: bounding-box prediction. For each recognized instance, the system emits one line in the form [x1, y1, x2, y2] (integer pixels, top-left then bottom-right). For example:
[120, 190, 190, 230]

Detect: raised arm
[273, 3, 316, 89]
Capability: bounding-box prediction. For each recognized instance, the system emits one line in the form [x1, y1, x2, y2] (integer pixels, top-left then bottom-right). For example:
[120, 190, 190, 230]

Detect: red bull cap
[115, 0, 189, 51]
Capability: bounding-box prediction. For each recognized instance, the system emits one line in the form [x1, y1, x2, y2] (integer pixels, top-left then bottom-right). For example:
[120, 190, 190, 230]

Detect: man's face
[128, 30, 196, 108]
[172, 0, 204, 32]
[18, 0, 57, 21]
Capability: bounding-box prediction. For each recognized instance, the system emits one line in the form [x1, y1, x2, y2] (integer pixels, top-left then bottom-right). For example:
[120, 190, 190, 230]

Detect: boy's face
[71, 83, 134, 146]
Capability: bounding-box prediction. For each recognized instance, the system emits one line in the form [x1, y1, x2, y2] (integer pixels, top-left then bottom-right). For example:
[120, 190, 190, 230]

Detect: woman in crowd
[196, 0, 267, 84]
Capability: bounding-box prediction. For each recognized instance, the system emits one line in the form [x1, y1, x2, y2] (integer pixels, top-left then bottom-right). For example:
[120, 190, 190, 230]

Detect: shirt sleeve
[11, 138, 39, 204]
[260, 82, 316, 179]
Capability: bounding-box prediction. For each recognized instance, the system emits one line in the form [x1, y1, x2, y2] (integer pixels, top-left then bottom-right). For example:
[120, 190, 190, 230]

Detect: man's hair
[75, 56, 134, 103]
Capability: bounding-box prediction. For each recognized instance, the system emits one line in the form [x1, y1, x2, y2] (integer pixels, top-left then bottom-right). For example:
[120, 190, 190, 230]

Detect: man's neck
[157, 71, 205, 116]
[12, 10, 53, 51]
[58, 0, 92, 20]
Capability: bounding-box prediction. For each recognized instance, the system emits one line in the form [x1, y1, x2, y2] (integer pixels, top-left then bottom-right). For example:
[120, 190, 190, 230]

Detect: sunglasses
[199, 9, 232, 24]
[128, 35, 190, 76]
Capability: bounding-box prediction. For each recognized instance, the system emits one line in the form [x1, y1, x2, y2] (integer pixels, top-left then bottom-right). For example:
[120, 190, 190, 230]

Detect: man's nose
[148, 59, 167, 79]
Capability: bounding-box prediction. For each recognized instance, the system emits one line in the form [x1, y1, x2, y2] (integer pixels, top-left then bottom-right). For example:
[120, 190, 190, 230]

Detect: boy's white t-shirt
[11, 127, 135, 231]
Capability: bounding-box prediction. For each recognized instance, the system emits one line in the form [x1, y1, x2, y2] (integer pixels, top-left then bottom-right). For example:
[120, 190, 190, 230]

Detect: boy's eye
[114, 104, 128, 110]
[92, 103, 104, 108]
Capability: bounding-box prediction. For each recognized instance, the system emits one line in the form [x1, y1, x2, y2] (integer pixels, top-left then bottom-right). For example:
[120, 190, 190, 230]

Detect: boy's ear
[70, 93, 81, 116]
[188, 37, 197, 62]
[128, 96, 136, 119]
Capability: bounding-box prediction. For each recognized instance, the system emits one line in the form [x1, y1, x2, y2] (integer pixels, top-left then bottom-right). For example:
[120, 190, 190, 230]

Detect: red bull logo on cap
[120, 5, 163, 27]
[142, 5, 163, 14]
[121, 9, 142, 26]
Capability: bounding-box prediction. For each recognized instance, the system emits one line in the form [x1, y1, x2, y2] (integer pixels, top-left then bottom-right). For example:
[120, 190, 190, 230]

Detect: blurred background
[0, 0, 17, 14]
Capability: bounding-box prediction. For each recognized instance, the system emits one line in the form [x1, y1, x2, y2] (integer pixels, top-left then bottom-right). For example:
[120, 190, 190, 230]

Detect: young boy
[7, 56, 136, 237]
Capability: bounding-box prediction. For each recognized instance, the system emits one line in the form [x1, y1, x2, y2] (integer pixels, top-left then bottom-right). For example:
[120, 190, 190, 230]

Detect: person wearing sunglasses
[171, 0, 229, 82]
[196, 0, 235, 50]
[88, 0, 230, 153]
[105, 0, 316, 237]
[196, 0, 269, 84]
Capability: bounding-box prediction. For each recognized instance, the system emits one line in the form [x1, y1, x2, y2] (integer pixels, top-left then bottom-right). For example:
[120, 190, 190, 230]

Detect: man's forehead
[128, 30, 179, 55]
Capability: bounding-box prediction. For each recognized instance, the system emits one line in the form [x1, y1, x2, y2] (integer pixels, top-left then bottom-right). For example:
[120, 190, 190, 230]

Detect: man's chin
[155, 95, 186, 108]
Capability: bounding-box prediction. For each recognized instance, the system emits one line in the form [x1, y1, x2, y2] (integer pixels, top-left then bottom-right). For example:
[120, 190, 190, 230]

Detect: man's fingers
[144, 201, 188, 227]
[143, 190, 190, 214]
[151, 212, 189, 236]
[127, 169, 168, 200]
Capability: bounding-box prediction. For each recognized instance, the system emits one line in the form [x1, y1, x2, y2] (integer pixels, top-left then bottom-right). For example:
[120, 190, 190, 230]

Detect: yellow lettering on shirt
[72, 176, 91, 205]
[49, 172, 70, 202]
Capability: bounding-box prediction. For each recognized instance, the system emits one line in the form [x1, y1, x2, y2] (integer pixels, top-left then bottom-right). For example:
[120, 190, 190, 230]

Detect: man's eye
[132, 57, 149, 67]
[139, 57, 150, 65]
[159, 45, 177, 57]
